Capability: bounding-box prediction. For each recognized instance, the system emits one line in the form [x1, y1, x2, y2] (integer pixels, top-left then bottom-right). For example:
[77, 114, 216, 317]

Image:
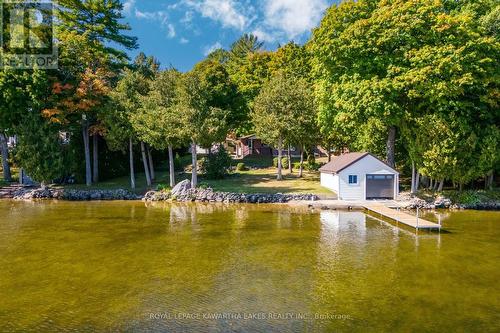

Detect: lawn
[0, 166, 20, 186]
[63, 167, 334, 196]
[203, 168, 333, 195]
[4, 154, 333, 196]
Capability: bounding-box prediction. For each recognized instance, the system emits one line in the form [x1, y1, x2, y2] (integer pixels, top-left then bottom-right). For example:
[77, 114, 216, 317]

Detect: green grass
[63, 171, 189, 193]
[2, 154, 332, 195]
[62, 166, 333, 196]
[0, 166, 20, 187]
[203, 167, 332, 195]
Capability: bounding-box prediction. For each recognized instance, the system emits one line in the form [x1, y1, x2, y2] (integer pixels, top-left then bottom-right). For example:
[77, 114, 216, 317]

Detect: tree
[15, 114, 66, 185]
[54, 0, 137, 186]
[311, 0, 500, 181]
[0, 68, 49, 181]
[269, 42, 311, 80]
[175, 70, 231, 187]
[106, 68, 150, 189]
[229, 34, 264, 62]
[253, 72, 314, 180]
[131, 69, 185, 187]
[269, 42, 316, 174]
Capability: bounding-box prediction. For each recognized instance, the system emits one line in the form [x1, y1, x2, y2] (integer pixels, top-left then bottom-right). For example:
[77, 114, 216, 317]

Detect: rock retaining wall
[143, 179, 318, 203]
[143, 189, 318, 203]
[13, 187, 140, 201]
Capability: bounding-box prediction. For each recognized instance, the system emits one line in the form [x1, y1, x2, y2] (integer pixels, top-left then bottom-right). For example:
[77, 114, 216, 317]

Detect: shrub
[200, 147, 232, 179]
[273, 157, 289, 169]
[236, 162, 247, 171]
[305, 162, 323, 171]
[281, 157, 289, 169]
[156, 183, 170, 191]
[198, 182, 210, 189]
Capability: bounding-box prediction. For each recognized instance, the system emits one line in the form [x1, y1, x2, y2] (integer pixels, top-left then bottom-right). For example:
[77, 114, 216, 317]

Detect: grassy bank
[63, 166, 333, 196]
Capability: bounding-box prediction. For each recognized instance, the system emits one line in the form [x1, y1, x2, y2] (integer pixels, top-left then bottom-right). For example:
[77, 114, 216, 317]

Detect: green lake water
[0, 201, 499, 332]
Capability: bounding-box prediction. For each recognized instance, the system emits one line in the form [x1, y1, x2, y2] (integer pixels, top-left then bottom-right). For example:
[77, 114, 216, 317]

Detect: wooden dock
[363, 204, 441, 230]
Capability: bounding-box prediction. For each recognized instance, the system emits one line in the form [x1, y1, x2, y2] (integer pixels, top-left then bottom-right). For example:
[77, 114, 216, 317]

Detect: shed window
[348, 175, 358, 184]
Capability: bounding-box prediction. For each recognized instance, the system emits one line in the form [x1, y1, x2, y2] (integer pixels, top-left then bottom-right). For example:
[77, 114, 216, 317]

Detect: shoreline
[3, 185, 499, 211]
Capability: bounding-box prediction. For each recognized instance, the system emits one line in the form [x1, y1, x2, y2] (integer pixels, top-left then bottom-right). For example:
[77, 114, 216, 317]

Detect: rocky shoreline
[12, 187, 140, 201]
[6, 181, 499, 210]
[397, 192, 500, 210]
[143, 180, 318, 203]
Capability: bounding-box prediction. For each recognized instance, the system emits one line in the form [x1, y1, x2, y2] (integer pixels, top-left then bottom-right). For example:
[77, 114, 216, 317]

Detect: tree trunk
[277, 137, 283, 180]
[92, 134, 99, 183]
[82, 122, 92, 186]
[129, 138, 135, 190]
[0, 132, 12, 182]
[437, 179, 444, 192]
[386, 125, 396, 168]
[19, 168, 24, 185]
[429, 178, 433, 190]
[415, 171, 420, 192]
[298, 145, 304, 178]
[459, 182, 463, 192]
[411, 161, 416, 194]
[485, 171, 494, 190]
[168, 145, 175, 188]
[327, 144, 332, 162]
[287, 144, 293, 173]
[141, 141, 151, 187]
[147, 144, 155, 181]
[191, 141, 198, 188]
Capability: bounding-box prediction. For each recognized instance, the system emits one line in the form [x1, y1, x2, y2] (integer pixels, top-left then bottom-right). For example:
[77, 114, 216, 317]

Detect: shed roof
[319, 152, 397, 174]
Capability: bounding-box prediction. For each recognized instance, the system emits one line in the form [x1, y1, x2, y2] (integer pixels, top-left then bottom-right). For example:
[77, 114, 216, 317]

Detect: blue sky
[121, 0, 337, 72]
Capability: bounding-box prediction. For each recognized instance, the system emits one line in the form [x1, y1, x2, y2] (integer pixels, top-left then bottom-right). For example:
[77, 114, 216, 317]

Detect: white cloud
[181, 11, 194, 24]
[123, 0, 135, 15]
[180, 37, 190, 44]
[203, 41, 222, 56]
[252, 28, 277, 43]
[183, 0, 251, 30]
[135, 9, 170, 26]
[167, 24, 176, 38]
[261, 0, 328, 40]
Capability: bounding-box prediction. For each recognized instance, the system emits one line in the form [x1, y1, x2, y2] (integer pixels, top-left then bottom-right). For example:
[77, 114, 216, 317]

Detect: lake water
[0, 201, 499, 332]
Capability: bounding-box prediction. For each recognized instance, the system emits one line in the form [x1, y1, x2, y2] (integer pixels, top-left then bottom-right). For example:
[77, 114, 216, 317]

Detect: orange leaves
[45, 66, 114, 123]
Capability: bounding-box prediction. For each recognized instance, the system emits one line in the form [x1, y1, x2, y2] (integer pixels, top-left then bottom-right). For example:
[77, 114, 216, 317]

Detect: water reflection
[0, 202, 498, 332]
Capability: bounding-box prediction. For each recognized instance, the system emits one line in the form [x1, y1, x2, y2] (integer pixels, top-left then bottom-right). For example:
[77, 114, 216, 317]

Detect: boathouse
[319, 152, 399, 200]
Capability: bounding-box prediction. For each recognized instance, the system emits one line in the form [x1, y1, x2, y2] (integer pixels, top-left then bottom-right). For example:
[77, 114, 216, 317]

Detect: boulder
[171, 179, 191, 197]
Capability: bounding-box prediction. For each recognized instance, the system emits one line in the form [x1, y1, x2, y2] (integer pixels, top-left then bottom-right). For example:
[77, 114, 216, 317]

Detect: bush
[236, 162, 247, 171]
[198, 182, 210, 189]
[305, 162, 322, 171]
[281, 157, 289, 169]
[156, 183, 171, 191]
[200, 147, 232, 179]
[273, 157, 289, 169]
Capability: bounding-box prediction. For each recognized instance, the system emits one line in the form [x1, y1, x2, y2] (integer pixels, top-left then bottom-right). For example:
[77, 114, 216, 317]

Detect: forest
[0, 0, 498, 193]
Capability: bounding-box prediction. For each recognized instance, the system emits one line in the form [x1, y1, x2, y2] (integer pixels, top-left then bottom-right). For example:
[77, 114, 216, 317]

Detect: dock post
[416, 207, 419, 230]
